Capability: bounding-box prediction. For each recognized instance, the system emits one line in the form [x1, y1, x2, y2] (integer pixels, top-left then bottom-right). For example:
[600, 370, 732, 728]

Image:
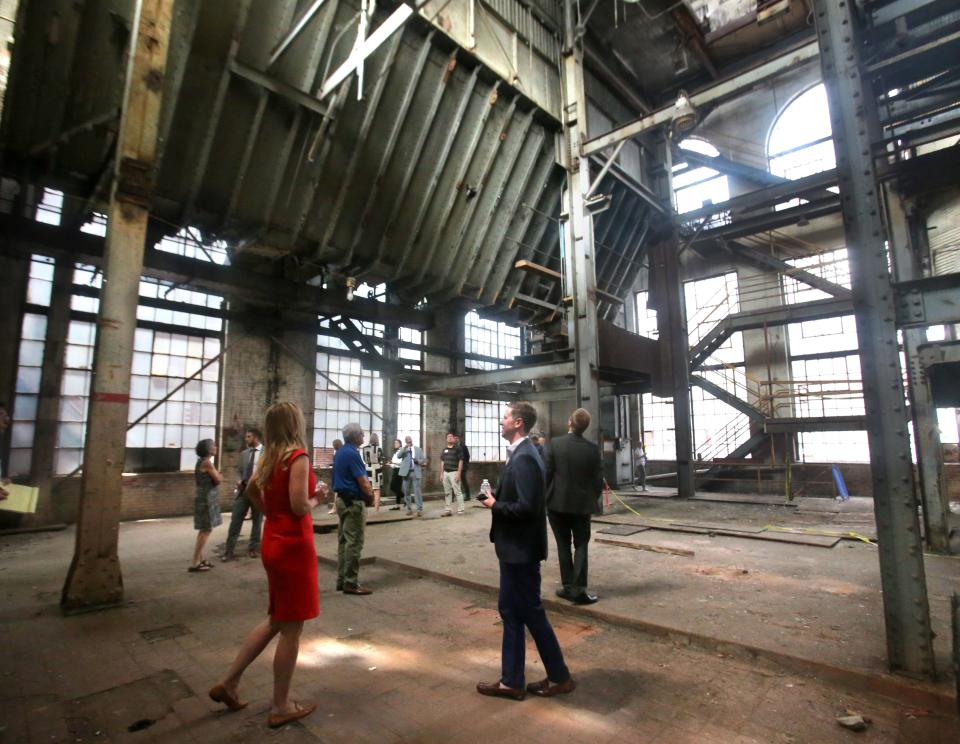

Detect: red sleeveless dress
[261, 448, 319, 621]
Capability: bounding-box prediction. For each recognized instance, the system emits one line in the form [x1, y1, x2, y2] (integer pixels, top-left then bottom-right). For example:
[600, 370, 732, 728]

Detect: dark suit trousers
[548, 512, 591, 593]
[498, 561, 570, 689]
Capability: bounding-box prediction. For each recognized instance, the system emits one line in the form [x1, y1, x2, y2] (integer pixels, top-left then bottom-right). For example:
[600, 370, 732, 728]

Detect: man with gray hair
[332, 422, 377, 595]
[399, 435, 425, 516]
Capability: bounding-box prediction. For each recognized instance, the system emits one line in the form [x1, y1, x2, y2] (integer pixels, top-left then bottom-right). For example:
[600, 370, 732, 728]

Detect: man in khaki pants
[439, 432, 464, 516]
[333, 422, 377, 594]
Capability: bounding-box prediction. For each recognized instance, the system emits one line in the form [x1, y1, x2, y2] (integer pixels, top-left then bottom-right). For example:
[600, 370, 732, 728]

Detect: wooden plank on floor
[691, 492, 796, 506]
[668, 521, 765, 534]
[596, 525, 649, 537]
[595, 537, 695, 557]
[594, 517, 842, 547]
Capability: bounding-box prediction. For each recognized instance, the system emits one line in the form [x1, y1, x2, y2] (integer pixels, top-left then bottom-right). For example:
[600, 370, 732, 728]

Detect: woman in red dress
[209, 402, 324, 728]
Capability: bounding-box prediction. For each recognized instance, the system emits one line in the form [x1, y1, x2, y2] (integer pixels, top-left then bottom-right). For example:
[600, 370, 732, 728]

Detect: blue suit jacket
[489, 438, 548, 564]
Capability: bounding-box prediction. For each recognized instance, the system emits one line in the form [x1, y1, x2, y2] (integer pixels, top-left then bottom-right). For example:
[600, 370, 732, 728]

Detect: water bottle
[481, 479, 491, 497]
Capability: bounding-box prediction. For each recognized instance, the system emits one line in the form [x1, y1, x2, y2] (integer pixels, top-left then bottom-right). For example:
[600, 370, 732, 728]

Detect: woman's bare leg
[219, 617, 280, 698]
[192, 529, 211, 566]
[271, 620, 304, 714]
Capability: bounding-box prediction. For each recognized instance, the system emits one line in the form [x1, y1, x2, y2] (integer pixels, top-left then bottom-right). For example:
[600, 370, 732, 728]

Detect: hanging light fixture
[671, 90, 698, 134]
[345, 276, 356, 302]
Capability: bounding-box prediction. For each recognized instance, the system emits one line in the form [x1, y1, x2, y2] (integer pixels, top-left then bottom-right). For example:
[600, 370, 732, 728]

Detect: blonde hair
[254, 402, 308, 491]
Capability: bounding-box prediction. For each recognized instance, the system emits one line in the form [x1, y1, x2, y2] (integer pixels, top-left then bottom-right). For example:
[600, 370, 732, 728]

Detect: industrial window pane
[18, 339, 44, 366]
[465, 399, 505, 461]
[11, 422, 35, 449]
[55, 448, 83, 476]
[16, 366, 41, 394]
[464, 311, 520, 371]
[22, 313, 48, 341]
[14, 394, 38, 421]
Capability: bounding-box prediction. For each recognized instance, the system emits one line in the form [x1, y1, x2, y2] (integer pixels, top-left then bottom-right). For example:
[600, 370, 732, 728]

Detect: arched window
[767, 84, 835, 179]
[672, 138, 729, 214]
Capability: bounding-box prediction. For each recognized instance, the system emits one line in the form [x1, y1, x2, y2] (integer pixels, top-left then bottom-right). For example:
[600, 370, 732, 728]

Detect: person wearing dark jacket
[545, 408, 603, 605]
[476, 402, 574, 702]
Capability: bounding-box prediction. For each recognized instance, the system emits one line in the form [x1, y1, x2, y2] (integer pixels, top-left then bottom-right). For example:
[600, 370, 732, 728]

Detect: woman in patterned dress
[209, 402, 325, 728]
[189, 438, 222, 572]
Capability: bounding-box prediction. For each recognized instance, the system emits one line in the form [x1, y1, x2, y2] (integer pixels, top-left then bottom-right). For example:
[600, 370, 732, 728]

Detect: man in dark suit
[476, 402, 575, 701]
[546, 408, 603, 604]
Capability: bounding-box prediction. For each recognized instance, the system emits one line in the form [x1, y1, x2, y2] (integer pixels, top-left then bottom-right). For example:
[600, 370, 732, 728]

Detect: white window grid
[155, 226, 229, 264]
[35, 188, 63, 225]
[684, 272, 742, 363]
[397, 393, 422, 447]
[672, 139, 731, 224]
[782, 248, 852, 306]
[313, 351, 384, 455]
[465, 310, 521, 371]
[634, 291, 659, 339]
[26, 255, 54, 307]
[640, 394, 675, 460]
[9, 312, 47, 476]
[767, 84, 839, 209]
[55, 320, 221, 474]
[465, 398, 506, 461]
[399, 326, 422, 370]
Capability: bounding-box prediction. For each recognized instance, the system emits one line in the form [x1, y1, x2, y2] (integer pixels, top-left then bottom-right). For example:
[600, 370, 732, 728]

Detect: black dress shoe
[476, 681, 525, 700]
[555, 588, 574, 600]
[571, 592, 598, 605]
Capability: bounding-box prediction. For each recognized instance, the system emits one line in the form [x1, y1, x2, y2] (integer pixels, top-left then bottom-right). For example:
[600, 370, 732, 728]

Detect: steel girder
[0, 0, 582, 317]
[813, 0, 936, 678]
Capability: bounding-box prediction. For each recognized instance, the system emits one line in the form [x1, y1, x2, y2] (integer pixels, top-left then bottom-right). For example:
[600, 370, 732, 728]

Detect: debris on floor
[835, 711, 871, 731]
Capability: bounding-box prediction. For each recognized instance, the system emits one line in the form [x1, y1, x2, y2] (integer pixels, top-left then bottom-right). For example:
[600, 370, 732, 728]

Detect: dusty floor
[0, 494, 957, 743]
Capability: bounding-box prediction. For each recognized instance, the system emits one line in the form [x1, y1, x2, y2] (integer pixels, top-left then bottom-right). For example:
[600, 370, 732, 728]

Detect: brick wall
[220, 310, 317, 480]
[48, 471, 238, 524]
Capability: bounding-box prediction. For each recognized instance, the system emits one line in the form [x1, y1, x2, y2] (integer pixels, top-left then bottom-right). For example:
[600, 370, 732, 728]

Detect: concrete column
[381, 323, 399, 453]
[62, 0, 176, 612]
[737, 263, 794, 463]
[424, 305, 464, 490]
[30, 259, 73, 522]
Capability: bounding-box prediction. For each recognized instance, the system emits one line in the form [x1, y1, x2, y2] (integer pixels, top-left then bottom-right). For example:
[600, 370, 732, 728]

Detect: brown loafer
[342, 585, 372, 595]
[268, 701, 317, 728]
[209, 683, 248, 711]
[476, 680, 525, 701]
[526, 677, 576, 697]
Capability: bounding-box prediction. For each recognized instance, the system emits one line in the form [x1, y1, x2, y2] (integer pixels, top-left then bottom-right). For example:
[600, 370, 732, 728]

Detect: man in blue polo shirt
[333, 422, 377, 595]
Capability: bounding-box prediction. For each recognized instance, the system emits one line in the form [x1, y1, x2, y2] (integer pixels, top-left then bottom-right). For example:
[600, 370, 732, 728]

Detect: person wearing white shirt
[223, 428, 264, 560]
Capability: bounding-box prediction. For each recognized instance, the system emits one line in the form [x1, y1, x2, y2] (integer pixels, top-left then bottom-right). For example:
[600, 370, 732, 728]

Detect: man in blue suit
[476, 402, 575, 701]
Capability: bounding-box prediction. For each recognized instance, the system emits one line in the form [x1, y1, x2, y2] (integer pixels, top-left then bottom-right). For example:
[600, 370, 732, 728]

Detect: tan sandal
[209, 683, 248, 711]
[268, 701, 317, 728]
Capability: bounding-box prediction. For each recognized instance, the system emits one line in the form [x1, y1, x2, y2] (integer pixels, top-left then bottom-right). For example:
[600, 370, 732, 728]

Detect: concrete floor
[0, 494, 957, 743]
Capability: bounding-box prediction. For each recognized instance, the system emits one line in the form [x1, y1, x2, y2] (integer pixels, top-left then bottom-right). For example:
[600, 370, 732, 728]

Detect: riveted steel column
[646, 133, 694, 498]
[885, 186, 950, 554]
[62, 0, 175, 612]
[561, 0, 601, 440]
[812, 0, 935, 677]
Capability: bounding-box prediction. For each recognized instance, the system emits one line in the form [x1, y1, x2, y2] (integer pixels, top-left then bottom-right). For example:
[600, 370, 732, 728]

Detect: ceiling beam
[0, 215, 434, 329]
[669, 4, 718, 79]
[582, 39, 820, 156]
[398, 361, 576, 394]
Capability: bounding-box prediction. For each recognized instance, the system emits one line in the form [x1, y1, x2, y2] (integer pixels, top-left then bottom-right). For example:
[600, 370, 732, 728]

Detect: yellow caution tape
[608, 490, 876, 545]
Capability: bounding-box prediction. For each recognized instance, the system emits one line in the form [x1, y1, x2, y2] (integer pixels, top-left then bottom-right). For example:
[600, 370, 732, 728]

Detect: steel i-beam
[813, 0, 935, 678]
[561, 0, 601, 439]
